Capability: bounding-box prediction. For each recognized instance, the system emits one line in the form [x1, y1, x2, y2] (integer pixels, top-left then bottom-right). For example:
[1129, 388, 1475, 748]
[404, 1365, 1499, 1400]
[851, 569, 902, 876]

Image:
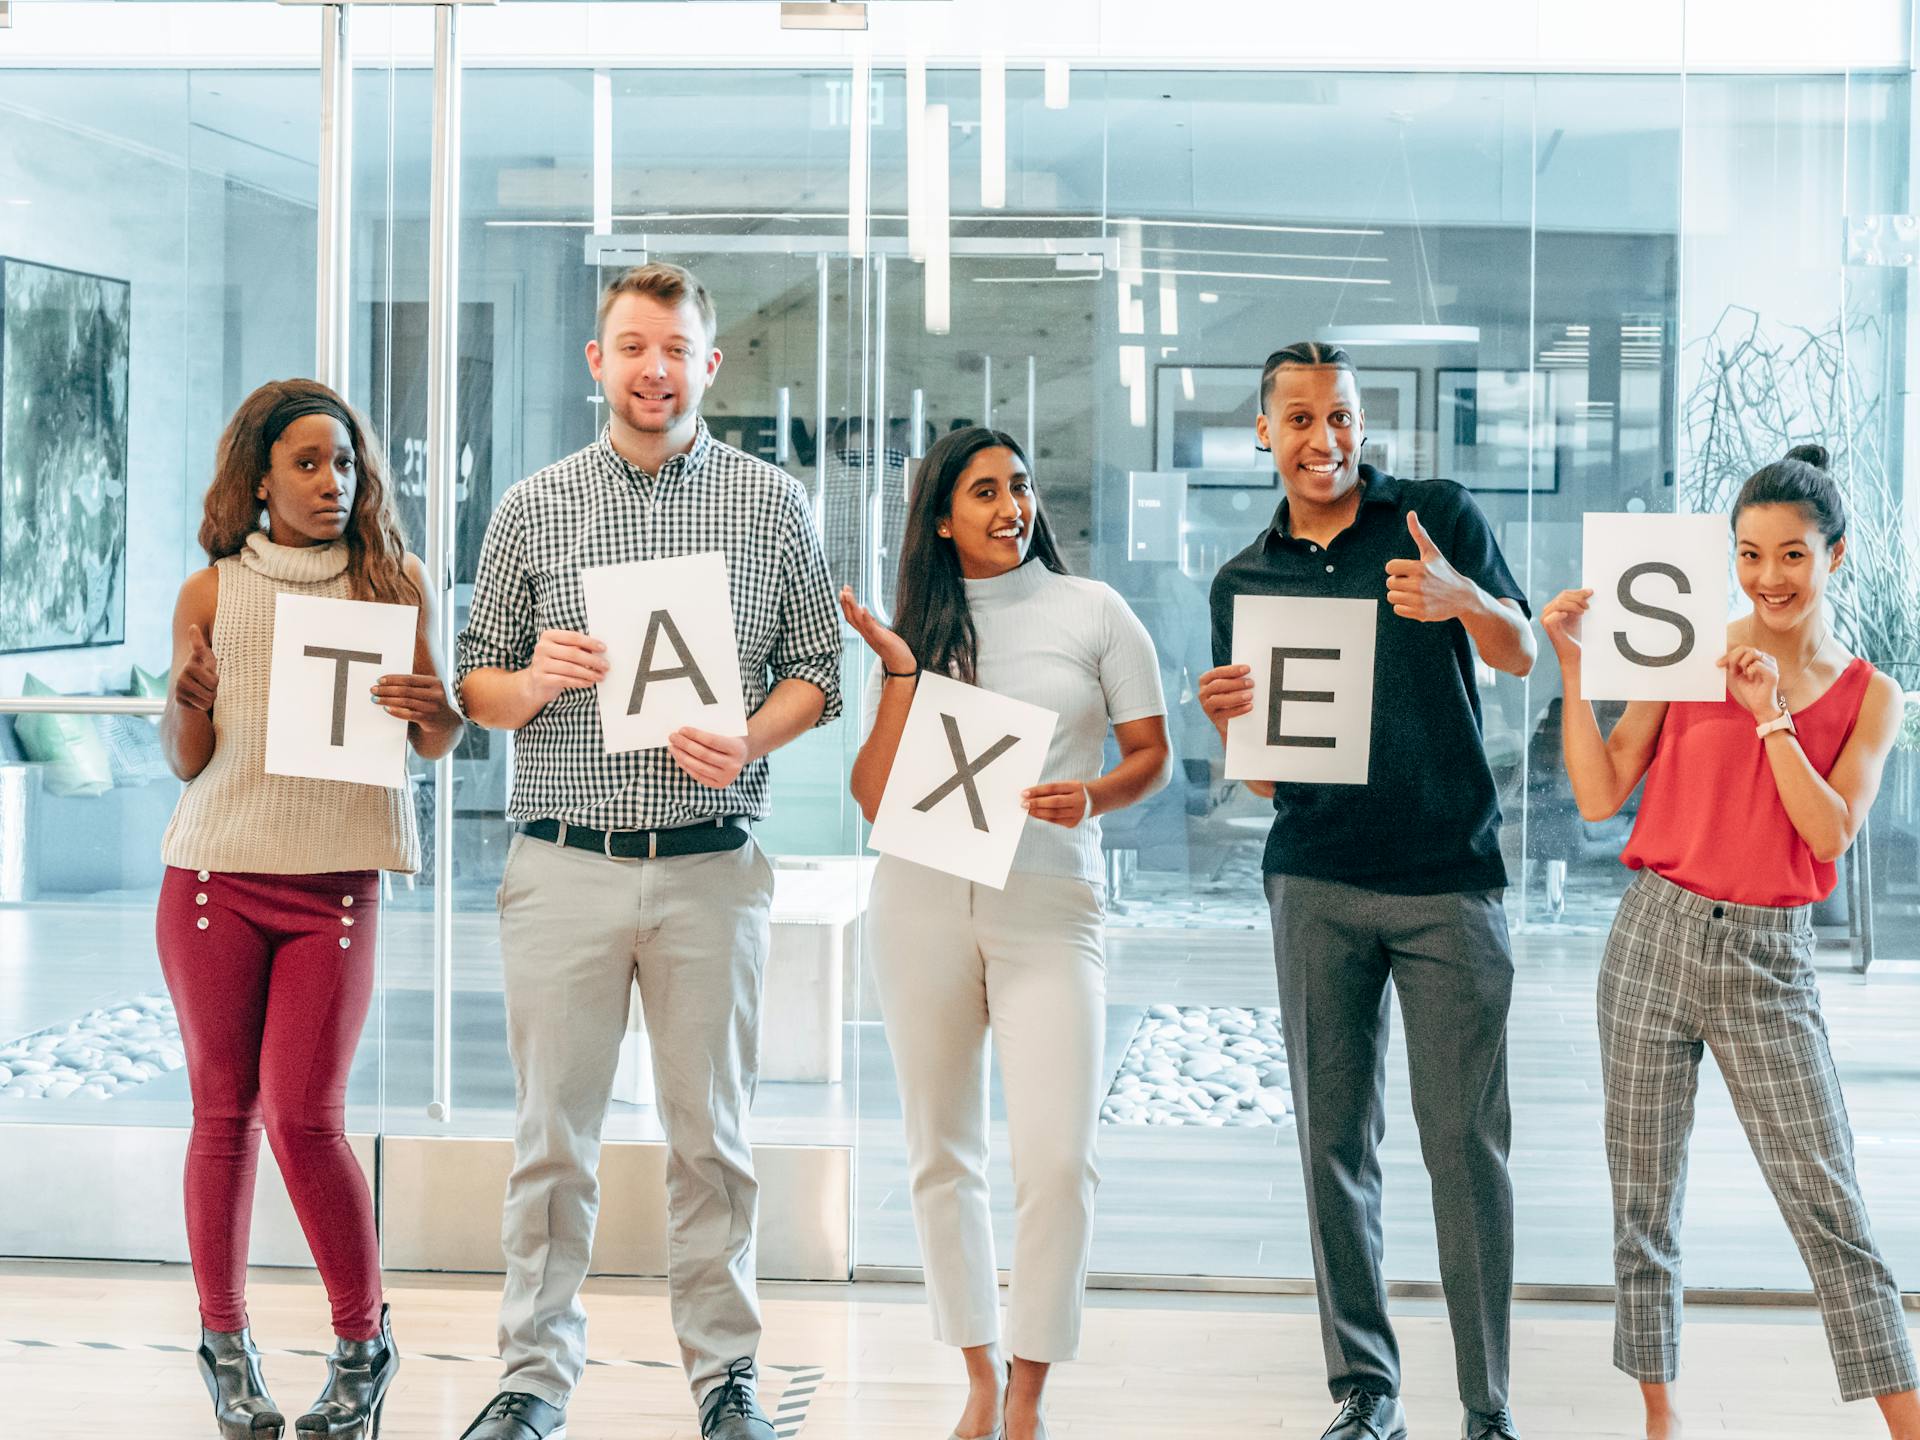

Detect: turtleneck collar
[961, 557, 1055, 609]
[241, 529, 350, 584]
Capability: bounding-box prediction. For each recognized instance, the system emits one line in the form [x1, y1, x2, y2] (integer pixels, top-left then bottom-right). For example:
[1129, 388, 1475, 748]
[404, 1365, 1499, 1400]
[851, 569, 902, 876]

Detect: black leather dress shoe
[1464, 1407, 1521, 1440]
[1323, 1390, 1407, 1440]
[457, 1392, 567, 1440]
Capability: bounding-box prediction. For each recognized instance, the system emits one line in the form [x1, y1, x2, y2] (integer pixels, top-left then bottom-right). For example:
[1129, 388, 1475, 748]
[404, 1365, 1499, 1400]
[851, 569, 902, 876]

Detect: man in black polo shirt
[1200, 342, 1534, 1440]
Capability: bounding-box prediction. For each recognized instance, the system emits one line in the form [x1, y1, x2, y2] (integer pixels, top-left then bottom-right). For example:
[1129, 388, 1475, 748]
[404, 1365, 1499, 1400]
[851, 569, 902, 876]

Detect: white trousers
[867, 856, 1107, 1362]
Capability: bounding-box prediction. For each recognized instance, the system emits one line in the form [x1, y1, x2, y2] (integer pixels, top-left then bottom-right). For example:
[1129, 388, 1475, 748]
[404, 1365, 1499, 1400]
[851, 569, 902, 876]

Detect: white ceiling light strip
[1044, 59, 1070, 110]
[980, 52, 1007, 210]
[925, 102, 951, 334]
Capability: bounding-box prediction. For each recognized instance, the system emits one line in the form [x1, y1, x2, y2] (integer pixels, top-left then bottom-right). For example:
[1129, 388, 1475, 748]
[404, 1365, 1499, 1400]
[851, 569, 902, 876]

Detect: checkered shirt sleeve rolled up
[455, 422, 842, 829]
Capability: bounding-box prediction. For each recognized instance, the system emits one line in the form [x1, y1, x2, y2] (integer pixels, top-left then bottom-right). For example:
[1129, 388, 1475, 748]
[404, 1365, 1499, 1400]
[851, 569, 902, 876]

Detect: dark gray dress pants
[1265, 872, 1516, 1413]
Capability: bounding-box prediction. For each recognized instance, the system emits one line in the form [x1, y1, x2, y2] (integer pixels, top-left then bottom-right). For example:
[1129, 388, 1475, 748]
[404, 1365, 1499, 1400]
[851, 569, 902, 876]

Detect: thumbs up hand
[1384, 510, 1473, 623]
[175, 623, 220, 713]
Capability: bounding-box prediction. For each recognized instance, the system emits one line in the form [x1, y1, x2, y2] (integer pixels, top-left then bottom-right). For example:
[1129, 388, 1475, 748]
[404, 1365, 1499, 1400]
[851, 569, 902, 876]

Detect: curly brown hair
[200, 378, 421, 608]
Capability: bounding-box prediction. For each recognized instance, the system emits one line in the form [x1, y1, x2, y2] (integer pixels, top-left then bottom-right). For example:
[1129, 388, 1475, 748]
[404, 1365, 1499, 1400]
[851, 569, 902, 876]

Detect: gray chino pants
[1265, 872, 1516, 1414]
[493, 831, 774, 1410]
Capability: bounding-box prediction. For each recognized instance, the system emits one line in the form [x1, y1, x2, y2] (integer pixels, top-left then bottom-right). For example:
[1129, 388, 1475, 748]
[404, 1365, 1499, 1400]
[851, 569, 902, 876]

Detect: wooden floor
[1, 1259, 1905, 1439]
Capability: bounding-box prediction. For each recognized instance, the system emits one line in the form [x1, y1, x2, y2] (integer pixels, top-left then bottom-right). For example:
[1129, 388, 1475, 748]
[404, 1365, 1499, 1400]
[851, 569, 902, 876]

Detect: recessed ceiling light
[1199, 292, 1219, 304]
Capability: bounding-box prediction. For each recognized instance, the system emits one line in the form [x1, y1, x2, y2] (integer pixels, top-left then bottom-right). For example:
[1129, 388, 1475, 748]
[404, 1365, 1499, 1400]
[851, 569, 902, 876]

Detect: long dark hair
[892, 426, 1067, 684]
[201, 378, 420, 607]
[1732, 442, 1846, 546]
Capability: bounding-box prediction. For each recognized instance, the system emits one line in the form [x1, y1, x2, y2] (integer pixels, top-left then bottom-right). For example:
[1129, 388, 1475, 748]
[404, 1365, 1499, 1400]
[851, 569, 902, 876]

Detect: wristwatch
[1755, 695, 1796, 740]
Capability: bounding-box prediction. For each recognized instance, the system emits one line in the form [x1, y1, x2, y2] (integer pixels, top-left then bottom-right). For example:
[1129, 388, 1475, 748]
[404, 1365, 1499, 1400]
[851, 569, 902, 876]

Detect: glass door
[371, 43, 875, 1281]
[0, 4, 323, 1259]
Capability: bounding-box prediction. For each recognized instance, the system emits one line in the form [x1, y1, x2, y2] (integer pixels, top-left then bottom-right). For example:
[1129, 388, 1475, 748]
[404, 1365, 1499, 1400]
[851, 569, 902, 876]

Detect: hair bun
[1785, 442, 1830, 470]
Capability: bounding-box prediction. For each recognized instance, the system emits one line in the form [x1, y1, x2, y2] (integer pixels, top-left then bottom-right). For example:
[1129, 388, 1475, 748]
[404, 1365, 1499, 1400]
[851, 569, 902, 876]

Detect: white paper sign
[581, 552, 750, 754]
[1225, 595, 1377, 785]
[867, 671, 1058, 889]
[1580, 513, 1729, 701]
[264, 593, 417, 789]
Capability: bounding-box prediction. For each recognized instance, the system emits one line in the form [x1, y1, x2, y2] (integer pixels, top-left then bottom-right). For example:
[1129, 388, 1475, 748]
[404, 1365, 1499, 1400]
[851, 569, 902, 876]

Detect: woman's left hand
[373, 673, 462, 733]
[1718, 645, 1784, 720]
[1022, 780, 1095, 828]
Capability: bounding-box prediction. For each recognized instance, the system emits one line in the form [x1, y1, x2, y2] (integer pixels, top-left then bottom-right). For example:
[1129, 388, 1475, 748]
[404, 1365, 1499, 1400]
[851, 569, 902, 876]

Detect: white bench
[612, 856, 875, 1103]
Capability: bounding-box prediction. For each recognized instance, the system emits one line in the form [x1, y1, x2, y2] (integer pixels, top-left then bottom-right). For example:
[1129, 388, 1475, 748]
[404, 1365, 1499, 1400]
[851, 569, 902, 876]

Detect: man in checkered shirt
[452, 263, 839, 1440]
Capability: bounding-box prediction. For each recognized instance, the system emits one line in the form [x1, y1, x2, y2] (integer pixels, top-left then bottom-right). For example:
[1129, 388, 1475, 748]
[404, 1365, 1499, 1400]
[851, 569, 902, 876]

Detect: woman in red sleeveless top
[1542, 445, 1919, 1440]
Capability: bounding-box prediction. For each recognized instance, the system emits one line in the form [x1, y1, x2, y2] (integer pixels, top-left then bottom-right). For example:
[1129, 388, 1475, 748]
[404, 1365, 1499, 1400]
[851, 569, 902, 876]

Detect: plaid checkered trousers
[1599, 867, 1918, 1401]
[455, 421, 842, 830]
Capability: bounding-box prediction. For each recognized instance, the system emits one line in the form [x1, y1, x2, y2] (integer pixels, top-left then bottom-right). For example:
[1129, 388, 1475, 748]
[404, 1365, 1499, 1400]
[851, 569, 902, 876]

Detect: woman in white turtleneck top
[157, 380, 462, 1440]
[843, 427, 1172, 1440]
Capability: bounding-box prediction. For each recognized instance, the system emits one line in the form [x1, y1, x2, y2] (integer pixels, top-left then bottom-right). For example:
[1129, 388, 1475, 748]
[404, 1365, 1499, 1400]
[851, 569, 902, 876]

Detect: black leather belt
[518, 815, 750, 860]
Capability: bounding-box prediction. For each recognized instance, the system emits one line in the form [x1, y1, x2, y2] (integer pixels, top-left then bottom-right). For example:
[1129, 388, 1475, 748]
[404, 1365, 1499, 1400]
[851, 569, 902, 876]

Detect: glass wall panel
[0, 56, 317, 1137]
[853, 58, 1917, 1292]
[415, 48, 870, 1159]
[1672, 70, 1920, 1289]
[1, 2, 1913, 1299]
[1505, 73, 1683, 1285]
[344, 10, 438, 1139]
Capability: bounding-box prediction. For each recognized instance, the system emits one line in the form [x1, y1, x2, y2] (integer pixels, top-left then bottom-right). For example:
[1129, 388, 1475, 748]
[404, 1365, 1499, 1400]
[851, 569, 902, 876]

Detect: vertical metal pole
[424, 3, 463, 1123]
[982, 354, 993, 429]
[909, 388, 926, 459]
[870, 250, 888, 603]
[315, 4, 352, 392]
[815, 251, 830, 522]
[1026, 354, 1036, 464]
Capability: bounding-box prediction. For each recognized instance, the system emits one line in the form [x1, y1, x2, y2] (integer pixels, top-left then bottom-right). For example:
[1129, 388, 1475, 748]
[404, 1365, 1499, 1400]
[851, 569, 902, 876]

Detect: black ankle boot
[294, 1305, 398, 1440]
[197, 1325, 285, 1440]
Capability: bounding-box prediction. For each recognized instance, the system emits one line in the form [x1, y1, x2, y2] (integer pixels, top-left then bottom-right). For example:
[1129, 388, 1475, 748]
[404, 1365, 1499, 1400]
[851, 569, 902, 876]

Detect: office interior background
[2, 0, 1919, 1327]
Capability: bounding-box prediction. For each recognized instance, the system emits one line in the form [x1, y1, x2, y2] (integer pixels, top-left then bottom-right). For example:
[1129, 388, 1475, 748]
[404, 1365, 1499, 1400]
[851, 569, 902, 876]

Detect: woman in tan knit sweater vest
[157, 379, 463, 1440]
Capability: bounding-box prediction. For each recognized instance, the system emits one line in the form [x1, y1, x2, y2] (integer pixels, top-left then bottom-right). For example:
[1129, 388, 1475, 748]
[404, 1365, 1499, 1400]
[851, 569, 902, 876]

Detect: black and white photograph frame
[1353, 367, 1420, 477]
[0, 255, 131, 655]
[1436, 367, 1557, 493]
[1152, 364, 1278, 489]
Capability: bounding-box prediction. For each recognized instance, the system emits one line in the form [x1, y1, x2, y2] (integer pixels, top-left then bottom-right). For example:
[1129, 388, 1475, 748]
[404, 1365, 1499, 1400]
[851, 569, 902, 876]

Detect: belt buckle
[603, 828, 616, 860]
[555, 821, 569, 848]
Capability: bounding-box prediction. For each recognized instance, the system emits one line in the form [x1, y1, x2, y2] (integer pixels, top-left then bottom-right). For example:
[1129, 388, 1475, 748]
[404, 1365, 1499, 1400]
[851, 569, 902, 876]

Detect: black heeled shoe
[294, 1304, 398, 1440]
[197, 1325, 286, 1440]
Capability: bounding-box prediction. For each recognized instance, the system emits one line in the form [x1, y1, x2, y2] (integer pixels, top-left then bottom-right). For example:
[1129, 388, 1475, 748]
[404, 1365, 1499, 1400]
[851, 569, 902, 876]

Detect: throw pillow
[128, 664, 168, 700]
[128, 662, 168, 728]
[13, 675, 114, 798]
[97, 714, 171, 787]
